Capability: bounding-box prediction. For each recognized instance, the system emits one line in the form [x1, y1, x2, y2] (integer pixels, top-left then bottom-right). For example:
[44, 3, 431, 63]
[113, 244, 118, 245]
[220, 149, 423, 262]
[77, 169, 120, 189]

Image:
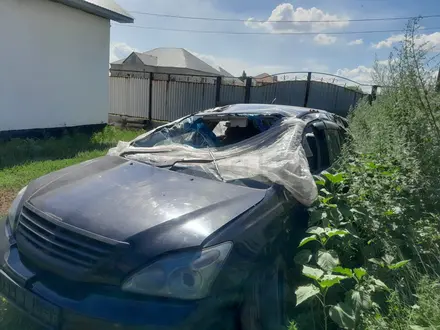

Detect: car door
[303, 119, 343, 173]
[322, 120, 343, 164]
[303, 120, 329, 173]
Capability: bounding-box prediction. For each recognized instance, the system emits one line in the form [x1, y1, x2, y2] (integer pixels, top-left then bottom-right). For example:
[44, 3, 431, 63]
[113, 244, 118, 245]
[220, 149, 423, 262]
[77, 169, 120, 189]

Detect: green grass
[0, 126, 143, 329]
[0, 150, 106, 190]
[0, 126, 142, 216]
[0, 125, 142, 173]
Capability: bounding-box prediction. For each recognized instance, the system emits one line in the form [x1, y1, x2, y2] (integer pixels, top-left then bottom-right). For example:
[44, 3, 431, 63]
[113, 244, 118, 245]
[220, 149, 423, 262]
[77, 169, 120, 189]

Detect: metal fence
[249, 81, 307, 107]
[219, 85, 246, 106]
[109, 77, 150, 118]
[307, 82, 364, 116]
[151, 81, 217, 121]
[109, 73, 367, 122]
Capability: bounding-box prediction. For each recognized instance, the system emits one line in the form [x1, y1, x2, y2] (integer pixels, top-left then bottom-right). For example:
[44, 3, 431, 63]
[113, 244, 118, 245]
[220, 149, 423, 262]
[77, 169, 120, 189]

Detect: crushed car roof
[199, 103, 330, 118]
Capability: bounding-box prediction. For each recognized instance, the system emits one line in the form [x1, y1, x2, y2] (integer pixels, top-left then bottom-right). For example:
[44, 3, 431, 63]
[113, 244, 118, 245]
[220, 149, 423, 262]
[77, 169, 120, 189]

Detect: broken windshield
[132, 113, 282, 149]
[108, 114, 318, 206]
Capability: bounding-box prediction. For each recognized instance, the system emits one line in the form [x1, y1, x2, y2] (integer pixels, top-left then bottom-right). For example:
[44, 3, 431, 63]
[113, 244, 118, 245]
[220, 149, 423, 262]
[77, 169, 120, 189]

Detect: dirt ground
[0, 189, 17, 216]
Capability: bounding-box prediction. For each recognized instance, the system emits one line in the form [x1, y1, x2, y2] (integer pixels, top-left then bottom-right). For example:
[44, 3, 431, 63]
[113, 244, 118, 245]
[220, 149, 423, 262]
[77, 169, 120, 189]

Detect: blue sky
[110, 0, 440, 84]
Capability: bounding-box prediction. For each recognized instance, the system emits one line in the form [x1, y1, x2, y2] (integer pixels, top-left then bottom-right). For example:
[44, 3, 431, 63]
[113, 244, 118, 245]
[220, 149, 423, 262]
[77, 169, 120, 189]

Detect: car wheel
[239, 257, 287, 330]
[199, 308, 239, 330]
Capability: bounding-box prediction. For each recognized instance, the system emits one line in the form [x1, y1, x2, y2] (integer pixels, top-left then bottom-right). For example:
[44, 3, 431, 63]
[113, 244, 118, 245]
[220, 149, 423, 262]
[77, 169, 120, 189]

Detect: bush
[289, 19, 440, 329]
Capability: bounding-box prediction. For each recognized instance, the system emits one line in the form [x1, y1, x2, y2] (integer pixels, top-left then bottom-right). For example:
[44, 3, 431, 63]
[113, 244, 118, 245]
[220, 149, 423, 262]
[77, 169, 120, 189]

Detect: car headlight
[122, 241, 233, 300]
[7, 186, 27, 232]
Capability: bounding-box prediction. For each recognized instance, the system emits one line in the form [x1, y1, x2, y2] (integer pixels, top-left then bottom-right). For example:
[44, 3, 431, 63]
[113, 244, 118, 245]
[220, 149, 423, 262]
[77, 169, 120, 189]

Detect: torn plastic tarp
[108, 117, 318, 206]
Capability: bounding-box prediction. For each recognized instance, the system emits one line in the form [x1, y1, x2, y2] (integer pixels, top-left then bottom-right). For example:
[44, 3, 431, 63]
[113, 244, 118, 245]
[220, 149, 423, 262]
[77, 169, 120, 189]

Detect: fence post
[215, 76, 222, 106]
[303, 72, 312, 107]
[371, 85, 378, 101]
[436, 67, 440, 92]
[244, 77, 252, 103]
[148, 72, 153, 121]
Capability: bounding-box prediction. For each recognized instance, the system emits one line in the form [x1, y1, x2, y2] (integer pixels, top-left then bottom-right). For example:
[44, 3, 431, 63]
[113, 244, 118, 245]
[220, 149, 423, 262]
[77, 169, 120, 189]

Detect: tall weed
[290, 19, 440, 329]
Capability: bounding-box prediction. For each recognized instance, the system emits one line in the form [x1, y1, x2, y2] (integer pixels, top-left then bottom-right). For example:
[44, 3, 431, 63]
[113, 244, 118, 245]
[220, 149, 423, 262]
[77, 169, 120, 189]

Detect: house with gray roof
[110, 48, 244, 85]
[0, 0, 133, 134]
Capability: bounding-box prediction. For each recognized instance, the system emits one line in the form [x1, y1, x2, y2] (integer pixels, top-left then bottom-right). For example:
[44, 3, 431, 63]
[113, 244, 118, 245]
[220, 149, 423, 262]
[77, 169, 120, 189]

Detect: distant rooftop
[254, 73, 273, 79]
[52, 0, 133, 23]
[112, 47, 236, 77]
[142, 48, 221, 76]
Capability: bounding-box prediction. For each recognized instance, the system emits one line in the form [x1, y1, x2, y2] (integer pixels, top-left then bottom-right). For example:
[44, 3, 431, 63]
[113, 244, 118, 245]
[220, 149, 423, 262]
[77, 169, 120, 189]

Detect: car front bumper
[0, 221, 234, 330]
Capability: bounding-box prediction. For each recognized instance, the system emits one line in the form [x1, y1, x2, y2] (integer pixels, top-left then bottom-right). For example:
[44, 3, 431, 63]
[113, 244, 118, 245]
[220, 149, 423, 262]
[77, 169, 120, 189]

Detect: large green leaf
[298, 235, 318, 247]
[388, 259, 410, 270]
[368, 258, 385, 267]
[326, 229, 350, 239]
[354, 267, 367, 281]
[348, 290, 372, 311]
[306, 227, 325, 236]
[323, 172, 345, 184]
[310, 210, 328, 225]
[365, 161, 378, 169]
[294, 249, 313, 265]
[333, 266, 353, 277]
[329, 302, 356, 329]
[295, 284, 320, 306]
[320, 188, 331, 196]
[314, 175, 326, 186]
[318, 274, 348, 288]
[372, 278, 390, 291]
[350, 208, 366, 216]
[317, 250, 340, 272]
[382, 254, 395, 265]
[302, 265, 324, 280]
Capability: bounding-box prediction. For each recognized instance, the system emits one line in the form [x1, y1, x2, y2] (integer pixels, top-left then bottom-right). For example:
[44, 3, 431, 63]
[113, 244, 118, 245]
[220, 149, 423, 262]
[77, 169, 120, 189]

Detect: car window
[324, 121, 343, 163]
[325, 129, 342, 162]
[133, 114, 281, 149]
[302, 126, 318, 172]
[314, 128, 330, 170]
[304, 121, 330, 173]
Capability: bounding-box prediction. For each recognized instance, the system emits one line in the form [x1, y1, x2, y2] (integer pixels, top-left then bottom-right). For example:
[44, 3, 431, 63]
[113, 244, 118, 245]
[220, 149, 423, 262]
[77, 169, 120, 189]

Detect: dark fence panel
[110, 74, 366, 122]
[249, 81, 308, 106]
[307, 82, 364, 116]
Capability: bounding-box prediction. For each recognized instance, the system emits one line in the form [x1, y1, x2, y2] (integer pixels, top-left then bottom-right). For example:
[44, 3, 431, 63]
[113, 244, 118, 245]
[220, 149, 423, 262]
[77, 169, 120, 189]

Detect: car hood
[25, 156, 266, 248]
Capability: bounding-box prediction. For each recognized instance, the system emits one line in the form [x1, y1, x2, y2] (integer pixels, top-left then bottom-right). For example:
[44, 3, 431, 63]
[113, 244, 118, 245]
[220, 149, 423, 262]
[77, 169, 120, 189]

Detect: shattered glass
[108, 114, 318, 206]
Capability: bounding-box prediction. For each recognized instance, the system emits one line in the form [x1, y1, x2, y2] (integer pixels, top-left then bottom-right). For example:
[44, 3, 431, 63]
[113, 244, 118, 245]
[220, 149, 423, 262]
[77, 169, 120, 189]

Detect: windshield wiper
[199, 133, 225, 182]
[207, 147, 224, 182]
[162, 157, 224, 183]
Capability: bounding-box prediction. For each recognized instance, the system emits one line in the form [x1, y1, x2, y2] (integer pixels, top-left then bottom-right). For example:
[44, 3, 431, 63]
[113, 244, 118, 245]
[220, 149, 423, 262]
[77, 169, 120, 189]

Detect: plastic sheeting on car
[108, 116, 318, 206]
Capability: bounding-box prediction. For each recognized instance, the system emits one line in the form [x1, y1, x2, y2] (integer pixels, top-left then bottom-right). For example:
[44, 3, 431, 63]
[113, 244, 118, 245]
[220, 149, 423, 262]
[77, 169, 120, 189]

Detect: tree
[239, 70, 247, 82]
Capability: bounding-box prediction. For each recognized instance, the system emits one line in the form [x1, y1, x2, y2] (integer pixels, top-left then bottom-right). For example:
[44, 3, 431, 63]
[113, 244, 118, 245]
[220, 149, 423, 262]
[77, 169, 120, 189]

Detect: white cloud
[109, 42, 138, 63]
[245, 3, 349, 33]
[336, 65, 374, 86]
[348, 39, 363, 46]
[313, 34, 337, 45]
[372, 32, 440, 50]
[371, 34, 405, 49]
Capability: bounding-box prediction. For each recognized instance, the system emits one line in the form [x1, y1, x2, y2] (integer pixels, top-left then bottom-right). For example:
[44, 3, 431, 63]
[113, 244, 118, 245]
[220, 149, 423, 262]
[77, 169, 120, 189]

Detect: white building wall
[0, 0, 110, 131]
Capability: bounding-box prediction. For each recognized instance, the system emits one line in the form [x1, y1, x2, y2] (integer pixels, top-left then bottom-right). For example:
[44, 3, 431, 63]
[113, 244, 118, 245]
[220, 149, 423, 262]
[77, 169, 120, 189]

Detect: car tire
[239, 257, 287, 330]
[199, 308, 239, 330]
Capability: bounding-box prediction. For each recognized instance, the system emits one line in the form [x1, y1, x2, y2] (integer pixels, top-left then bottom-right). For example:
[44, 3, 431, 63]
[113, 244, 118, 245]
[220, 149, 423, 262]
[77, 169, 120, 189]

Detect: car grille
[17, 204, 116, 270]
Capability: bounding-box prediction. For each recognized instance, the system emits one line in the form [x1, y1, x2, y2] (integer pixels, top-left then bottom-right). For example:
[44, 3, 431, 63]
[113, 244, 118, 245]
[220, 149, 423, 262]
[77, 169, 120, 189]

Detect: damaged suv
[1, 104, 347, 330]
